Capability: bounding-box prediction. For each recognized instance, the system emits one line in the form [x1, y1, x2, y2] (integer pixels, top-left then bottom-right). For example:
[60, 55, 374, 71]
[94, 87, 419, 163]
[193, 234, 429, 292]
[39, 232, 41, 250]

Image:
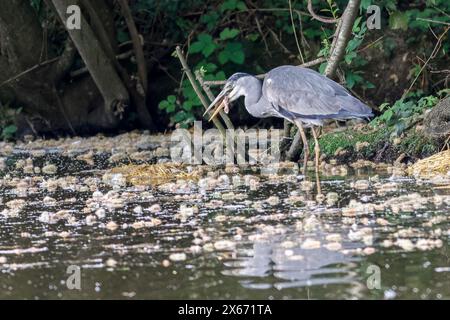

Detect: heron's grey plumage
[222, 65, 373, 127]
[204, 65, 374, 179]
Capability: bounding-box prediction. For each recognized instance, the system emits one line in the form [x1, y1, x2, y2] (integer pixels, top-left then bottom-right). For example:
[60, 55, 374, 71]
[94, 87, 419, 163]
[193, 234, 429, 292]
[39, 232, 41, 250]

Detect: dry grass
[110, 163, 201, 186]
[409, 149, 450, 178]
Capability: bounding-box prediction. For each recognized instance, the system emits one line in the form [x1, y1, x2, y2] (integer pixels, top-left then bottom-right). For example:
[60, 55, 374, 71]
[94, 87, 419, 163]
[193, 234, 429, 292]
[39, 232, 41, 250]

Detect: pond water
[0, 133, 449, 299]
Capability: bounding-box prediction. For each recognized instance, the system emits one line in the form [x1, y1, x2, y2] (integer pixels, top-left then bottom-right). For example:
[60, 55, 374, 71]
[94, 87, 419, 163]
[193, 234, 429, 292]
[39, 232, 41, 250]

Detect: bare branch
[175, 46, 227, 137]
[195, 70, 234, 130]
[324, 0, 361, 78]
[0, 57, 59, 88]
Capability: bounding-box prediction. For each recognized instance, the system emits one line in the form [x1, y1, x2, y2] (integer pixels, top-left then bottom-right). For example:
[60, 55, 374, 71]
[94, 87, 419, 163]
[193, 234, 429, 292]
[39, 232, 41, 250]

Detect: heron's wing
[263, 66, 371, 118]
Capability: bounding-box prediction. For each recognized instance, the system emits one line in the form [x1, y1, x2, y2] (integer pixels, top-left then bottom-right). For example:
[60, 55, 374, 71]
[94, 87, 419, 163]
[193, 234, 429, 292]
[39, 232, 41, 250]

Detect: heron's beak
[203, 88, 230, 122]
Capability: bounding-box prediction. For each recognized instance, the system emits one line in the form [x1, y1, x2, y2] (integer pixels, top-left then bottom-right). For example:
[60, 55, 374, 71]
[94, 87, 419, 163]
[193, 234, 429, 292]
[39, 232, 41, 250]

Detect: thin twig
[118, 0, 148, 94]
[254, 16, 272, 57]
[53, 84, 76, 136]
[0, 57, 59, 88]
[307, 0, 339, 24]
[289, 0, 305, 64]
[403, 27, 449, 98]
[357, 36, 384, 53]
[267, 27, 292, 54]
[296, 11, 310, 50]
[417, 17, 450, 26]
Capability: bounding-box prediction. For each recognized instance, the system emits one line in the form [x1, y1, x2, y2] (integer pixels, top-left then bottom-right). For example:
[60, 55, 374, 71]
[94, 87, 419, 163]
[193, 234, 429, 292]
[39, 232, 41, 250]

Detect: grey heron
[205, 65, 373, 188]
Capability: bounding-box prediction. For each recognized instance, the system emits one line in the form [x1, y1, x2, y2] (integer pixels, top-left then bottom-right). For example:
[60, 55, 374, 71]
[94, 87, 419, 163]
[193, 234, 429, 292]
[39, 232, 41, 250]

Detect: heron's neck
[243, 76, 263, 108]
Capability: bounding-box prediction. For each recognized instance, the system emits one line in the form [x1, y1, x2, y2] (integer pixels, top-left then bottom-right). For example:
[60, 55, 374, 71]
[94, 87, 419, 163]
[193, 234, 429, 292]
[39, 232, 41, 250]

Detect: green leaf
[167, 95, 176, 104]
[189, 41, 204, 54]
[246, 33, 259, 42]
[385, 109, 394, 121]
[202, 42, 217, 57]
[345, 72, 363, 89]
[166, 104, 176, 113]
[199, 63, 217, 73]
[389, 12, 409, 31]
[2, 125, 17, 138]
[220, 42, 245, 64]
[172, 111, 188, 123]
[158, 100, 169, 110]
[230, 51, 245, 64]
[236, 1, 247, 11]
[220, 28, 240, 40]
[182, 101, 193, 111]
[198, 33, 213, 43]
[117, 30, 130, 44]
[360, 0, 372, 10]
[319, 62, 327, 74]
[218, 51, 230, 65]
[220, 0, 237, 12]
[345, 51, 357, 64]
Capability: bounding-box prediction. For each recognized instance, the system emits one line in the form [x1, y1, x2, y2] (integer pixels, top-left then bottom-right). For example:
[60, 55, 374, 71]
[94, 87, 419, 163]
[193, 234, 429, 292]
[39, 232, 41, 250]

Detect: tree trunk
[324, 0, 361, 78]
[0, 0, 154, 136]
[52, 0, 129, 128]
[286, 0, 361, 161]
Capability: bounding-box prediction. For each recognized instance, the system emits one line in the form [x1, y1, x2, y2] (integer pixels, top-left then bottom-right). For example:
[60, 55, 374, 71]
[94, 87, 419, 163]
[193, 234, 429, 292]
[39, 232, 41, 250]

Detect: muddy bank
[315, 124, 439, 165]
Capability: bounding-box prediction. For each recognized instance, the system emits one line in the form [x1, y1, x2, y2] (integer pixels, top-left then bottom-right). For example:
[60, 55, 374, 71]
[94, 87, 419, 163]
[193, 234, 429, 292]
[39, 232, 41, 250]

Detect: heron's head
[204, 73, 252, 121]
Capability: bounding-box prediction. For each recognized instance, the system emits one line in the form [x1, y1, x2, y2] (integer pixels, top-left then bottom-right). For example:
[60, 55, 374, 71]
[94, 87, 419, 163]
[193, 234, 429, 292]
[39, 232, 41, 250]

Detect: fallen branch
[175, 46, 227, 137]
[195, 70, 234, 130]
[195, 71, 255, 164]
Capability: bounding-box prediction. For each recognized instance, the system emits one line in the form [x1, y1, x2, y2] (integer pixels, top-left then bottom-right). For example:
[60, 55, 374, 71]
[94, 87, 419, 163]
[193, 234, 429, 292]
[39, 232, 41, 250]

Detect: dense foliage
[144, 0, 449, 130]
[0, 0, 449, 142]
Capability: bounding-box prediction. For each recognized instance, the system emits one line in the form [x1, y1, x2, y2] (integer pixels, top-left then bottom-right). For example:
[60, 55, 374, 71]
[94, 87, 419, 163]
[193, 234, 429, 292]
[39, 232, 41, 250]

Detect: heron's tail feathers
[337, 95, 374, 120]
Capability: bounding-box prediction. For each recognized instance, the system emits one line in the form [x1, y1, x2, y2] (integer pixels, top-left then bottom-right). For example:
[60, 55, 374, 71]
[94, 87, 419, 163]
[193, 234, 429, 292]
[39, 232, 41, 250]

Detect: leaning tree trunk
[285, 0, 361, 160]
[52, 0, 129, 128]
[0, 0, 154, 136]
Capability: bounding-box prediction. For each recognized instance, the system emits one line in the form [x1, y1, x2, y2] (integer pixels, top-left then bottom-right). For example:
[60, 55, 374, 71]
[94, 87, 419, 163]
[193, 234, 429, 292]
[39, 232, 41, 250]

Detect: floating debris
[169, 253, 187, 262]
[301, 238, 321, 250]
[106, 221, 119, 231]
[109, 164, 201, 186]
[105, 258, 117, 268]
[214, 240, 236, 251]
[409, 149, 450, 179]
[42, 164, 58, 175]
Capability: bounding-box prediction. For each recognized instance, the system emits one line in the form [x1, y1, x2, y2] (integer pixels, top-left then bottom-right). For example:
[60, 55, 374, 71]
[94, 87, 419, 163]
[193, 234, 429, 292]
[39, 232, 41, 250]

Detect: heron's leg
[295, 121, 309, 176]
[311, 126, 322, 195]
